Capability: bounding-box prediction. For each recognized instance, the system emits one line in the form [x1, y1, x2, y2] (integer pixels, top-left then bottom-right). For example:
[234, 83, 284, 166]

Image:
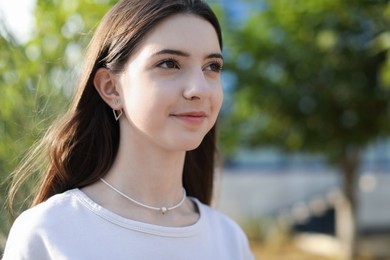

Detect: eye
[204, 61, 223, 73]
[156, 58, 180, 69]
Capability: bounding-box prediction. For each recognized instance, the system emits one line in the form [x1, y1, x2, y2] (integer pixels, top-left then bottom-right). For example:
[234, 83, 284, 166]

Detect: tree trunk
[335, 148, 360, 260]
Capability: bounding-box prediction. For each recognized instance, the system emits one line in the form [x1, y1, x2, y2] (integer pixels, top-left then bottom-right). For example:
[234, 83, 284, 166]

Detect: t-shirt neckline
[68, 188, 205, 238]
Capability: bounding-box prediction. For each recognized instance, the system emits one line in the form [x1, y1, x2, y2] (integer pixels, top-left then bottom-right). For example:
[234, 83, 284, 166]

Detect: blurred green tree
[222, 0, 390, 259]
[0, 0, 116, 251]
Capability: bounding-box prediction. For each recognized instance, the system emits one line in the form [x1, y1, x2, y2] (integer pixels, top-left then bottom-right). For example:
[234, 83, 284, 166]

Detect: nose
[183, 68, 210, 101]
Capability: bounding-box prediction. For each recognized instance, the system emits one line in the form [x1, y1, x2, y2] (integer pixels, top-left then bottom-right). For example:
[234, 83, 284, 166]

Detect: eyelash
[205, 60, 223, 73]
[156, 58, 180, 69]
[156, 58, 223, 73]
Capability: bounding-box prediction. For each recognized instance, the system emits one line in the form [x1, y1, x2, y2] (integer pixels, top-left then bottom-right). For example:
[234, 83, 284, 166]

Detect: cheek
[124, 85, 170, 127]
[213, 85, 224, 113]
[126, 90, 157, 118]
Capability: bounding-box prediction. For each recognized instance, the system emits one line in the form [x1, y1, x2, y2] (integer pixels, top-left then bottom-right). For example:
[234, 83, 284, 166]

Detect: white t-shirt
[3, 189, 254, 260]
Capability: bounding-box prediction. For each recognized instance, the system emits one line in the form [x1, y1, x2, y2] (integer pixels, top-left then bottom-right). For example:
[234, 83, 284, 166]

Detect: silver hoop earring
[113, 109, 123, 121]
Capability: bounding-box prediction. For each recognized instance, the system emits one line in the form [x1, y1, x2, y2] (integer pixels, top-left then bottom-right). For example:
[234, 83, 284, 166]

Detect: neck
[103, 132, 186, 207]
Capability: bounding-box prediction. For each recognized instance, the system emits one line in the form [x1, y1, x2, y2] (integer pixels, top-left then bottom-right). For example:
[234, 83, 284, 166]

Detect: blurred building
[219, 138, 390, 237]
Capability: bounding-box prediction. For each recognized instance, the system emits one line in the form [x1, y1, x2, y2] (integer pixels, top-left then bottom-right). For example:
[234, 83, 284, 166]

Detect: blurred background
[1, 0, 390, 259]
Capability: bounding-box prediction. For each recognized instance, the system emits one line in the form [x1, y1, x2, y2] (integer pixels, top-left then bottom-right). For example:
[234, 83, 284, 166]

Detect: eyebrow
[152, 49, 223, 61]
[206, 53, 224, 61]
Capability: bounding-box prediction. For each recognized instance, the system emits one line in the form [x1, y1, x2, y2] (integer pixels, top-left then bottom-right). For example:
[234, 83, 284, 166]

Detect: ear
[94, 68, 121, 109]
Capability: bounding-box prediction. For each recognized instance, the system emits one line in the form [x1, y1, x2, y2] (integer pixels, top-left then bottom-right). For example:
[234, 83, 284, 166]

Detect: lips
[171, 111, 207, 124]
[173, 111, 207, 117]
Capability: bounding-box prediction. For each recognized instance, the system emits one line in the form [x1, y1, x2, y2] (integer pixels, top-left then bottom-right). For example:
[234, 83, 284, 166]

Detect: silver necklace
[100, 178, 187, 214]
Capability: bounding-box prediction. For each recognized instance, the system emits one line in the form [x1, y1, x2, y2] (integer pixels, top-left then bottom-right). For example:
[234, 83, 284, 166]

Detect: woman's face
[116, 14, 223, 152]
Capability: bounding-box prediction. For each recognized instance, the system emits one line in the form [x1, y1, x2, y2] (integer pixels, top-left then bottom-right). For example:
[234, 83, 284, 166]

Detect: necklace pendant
[161, 207, 167, 214]
[99, 178, 187, 215]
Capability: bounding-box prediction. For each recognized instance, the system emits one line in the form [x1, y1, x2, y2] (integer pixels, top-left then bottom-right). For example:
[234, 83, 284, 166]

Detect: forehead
[133, 14, 221, 59]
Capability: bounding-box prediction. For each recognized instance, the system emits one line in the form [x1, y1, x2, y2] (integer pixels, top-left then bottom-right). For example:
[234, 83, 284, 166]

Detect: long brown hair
[7, 0, 223, 213]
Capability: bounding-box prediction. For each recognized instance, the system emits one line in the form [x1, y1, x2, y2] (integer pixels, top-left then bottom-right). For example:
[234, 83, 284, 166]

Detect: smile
[171, 111, 207, 124]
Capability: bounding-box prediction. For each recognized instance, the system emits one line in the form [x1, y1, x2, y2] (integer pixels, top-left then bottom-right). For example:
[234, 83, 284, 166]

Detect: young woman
[3, 0, 254, 259]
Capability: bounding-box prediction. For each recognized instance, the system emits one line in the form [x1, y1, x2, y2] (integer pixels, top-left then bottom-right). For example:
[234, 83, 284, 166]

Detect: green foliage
[222, 0, 390, 160]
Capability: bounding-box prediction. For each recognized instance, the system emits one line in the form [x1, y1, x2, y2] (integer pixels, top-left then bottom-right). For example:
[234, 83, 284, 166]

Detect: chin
[178, 138, 204, 152]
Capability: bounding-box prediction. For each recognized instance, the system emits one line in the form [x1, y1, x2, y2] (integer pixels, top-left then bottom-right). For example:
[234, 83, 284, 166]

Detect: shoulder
[193, 198, 255, 259]
[3, 190, 81, 259]
[13, 189, 80, 227]
[195, 198, 245, 235]
[194, 198, 250, 244]
[7, 189, 82, 235]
